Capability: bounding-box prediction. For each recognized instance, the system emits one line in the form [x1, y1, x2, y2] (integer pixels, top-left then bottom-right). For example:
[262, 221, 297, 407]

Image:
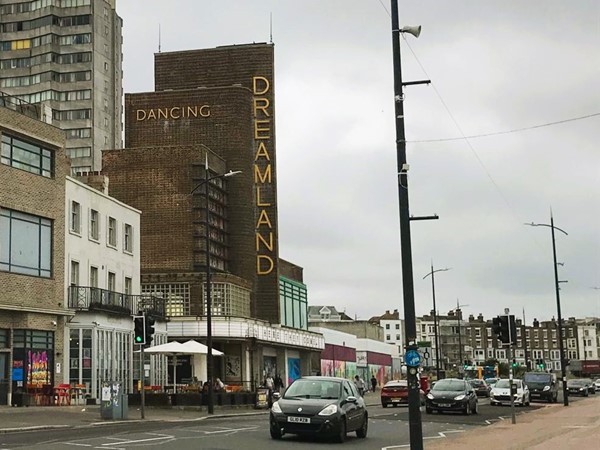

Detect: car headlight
[543, 386, 550, 391]
[454, 394, 466, 401]
[318, 404, 338, 416]
[271, 401, 282, 413]
[490, 392, 495, 398]
[427, 393, 434, 400]
[579, 388, 585, 391]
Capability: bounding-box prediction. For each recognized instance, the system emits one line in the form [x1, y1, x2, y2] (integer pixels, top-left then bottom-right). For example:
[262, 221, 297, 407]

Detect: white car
[490, 379, 530, 406]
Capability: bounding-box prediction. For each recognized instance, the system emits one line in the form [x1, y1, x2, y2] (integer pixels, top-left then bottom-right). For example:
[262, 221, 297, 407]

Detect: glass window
[90, 266, 98, 288]
[124, 224, 132, 252]
[108, 272, 116, 292]
[107, 217, 116, 246]
[0, 208, 52, 277]
[89, 209, 99, 240]
[124, 277, 132, 295]
[1, 134, 54, 178]
[70, 260, 79, 286]
[70, 201, 80, 233]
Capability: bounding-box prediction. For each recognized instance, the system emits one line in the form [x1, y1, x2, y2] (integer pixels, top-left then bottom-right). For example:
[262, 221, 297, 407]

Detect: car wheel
[425, 407, 432, 414]
[463, 402, 471, 415]
[336, 418, 347, 443]
[270, 426, 283, 440]
[356, 413, 368, 438]
[382, 403, 388, 408]
[473, 401, 478, 415]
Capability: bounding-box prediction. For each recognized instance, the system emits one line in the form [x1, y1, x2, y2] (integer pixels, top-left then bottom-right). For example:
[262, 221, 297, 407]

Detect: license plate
[392, 399, 401, 402]
[288, 416, 310, 423]
[438, 403, 451, 408]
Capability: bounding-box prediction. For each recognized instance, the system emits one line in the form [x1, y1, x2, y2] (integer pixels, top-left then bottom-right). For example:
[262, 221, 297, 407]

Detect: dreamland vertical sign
[253, 75, 276, 276]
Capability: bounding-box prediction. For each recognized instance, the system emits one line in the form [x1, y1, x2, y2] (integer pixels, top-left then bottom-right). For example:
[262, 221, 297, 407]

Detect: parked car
[469, 379, 491, 397]
[425, 378, 478, 415]
[594, 379, 600, 391]
[269, 376, 368, 442]
[485, 377, 499, 388]
[490, 379, 530, 406]
[581, 378, 596, 394]
[380, 380, 425, 407]
[523, 372, 558, 403]
[567, 379, 589, 397]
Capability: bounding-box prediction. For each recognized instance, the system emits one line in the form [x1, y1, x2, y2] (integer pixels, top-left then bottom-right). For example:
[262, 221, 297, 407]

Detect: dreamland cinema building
[101, 43, 324, 388]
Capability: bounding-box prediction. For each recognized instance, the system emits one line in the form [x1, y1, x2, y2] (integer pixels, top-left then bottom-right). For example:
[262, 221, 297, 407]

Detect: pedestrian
[274, 373, 284, 392]
[371, 375, 377, 393]
[265, 374, 275, 407]
[354, 375, 365, 396]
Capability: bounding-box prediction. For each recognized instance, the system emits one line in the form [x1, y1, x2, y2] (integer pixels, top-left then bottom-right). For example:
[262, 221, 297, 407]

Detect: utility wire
[409, 113, 600, 143]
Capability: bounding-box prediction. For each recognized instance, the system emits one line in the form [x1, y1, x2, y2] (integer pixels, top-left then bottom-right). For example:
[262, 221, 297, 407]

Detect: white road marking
[382, 429, 465, 449]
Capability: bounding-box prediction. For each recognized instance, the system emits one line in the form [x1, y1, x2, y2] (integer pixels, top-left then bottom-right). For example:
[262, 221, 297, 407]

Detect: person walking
[265, 374, 275, 407]
[354, 375, 365, 396]
[371, 375, 378, 393]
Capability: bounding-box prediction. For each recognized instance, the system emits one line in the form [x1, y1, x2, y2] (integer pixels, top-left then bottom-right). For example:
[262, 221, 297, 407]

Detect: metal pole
[205, 164, 214, 414]
[390, 1, 423, 448]
[457, 301, 462, 373]
[522, 308, 529, 370]
[550, 214, 568, 406]
[140, 343, 145, 419]
[431, 267, 440, 380]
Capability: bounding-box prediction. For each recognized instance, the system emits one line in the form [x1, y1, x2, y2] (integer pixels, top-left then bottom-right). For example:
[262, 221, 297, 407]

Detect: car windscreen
[470, 380, 484, 386]
[569, 380, 585, 387]
[524, 373, 551, 383]
[385, 381, 407, 388]
[432, 380, 466, 391]
[284, 379, 341, 399]
[495, 380, 513, 389]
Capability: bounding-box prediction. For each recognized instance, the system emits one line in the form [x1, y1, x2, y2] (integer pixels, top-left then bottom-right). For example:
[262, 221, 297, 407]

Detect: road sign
[405, 349, 421, 367]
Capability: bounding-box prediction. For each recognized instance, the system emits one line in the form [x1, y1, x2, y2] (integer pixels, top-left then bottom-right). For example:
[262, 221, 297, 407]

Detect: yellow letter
[257, 255, 274, 275]
[253, 98, 270, 118]
[147, 109, 157, 120]
[254, 142, 270, 161]
[254, 120, 271, 139]
[256, 185, 271, 206]
[187, 106, 198, 118]
[256, 209, 273, 228]
[256, 231, 273, 251]
[253, 76, 270, 95]
[199, 105, 211, 117]
[254, 164, 272, 184]
[170, 107, 181, 119]
[136, 109, 146, 121]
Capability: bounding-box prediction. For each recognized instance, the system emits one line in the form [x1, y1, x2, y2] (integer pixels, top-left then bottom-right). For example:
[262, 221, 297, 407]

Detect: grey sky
[118, 1, 600, 322]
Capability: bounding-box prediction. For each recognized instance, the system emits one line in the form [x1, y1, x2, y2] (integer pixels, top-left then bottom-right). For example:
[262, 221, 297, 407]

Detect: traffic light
[535, 359, 545, 369]
[511, 358, 517, 368]
[492, 315, 517, 345]
[133, 316, 145, 345]
[463, 360, 468, 369]
[145, 315, 155, 346]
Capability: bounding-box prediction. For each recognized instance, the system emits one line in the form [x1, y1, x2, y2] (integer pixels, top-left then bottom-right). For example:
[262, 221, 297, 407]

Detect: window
[475, 328, 481, 337]
[385, 324, 390, 330]
[90, 266, 98, 288]
[0, 208, 52, 277]
[107, 217, 116, 247]
[1, 134, 54, 178]
[70, 260, 79, 286]
[486, 327, 491, 337]
[123, 224, 132, 252]
[396, 334, 401, 340]
[89, 209, 99, 240]
[70, 201, 80, 233]
[124, 277, 132, 295]
[386, 335, 391, 341]
[107, 272, 116, 292]
[395, 324, 400, 330]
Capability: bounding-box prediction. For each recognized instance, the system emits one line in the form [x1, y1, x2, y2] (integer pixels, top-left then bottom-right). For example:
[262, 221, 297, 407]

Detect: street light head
[400, 25, 421, 38]
[223, 170, 242, 177]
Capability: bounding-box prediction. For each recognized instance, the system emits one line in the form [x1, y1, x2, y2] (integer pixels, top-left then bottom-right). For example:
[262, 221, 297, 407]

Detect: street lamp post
[525, 213, 569, 406]
[423, 264, 451, 380]
[191, 163, 241, 414]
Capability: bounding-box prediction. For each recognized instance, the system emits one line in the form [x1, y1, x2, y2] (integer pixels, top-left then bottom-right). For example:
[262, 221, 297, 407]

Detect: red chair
[54, 384, 71, 406]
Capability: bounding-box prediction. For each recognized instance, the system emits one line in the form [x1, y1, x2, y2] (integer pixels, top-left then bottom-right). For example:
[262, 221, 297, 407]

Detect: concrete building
[100, 44, 324, 390]
[369, 309, 405, 354]
[0, 97, 70, 406]
[0, 0, 123, 172]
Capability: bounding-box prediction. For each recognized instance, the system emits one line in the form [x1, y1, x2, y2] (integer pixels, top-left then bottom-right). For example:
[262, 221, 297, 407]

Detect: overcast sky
[118, 0, 599, 324]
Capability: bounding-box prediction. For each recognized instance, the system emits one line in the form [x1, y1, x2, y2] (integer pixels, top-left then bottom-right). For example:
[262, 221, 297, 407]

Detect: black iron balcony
[68, 286, 166, 320]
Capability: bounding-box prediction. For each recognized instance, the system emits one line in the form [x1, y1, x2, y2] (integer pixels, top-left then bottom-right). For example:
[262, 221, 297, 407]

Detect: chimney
[477, 313, 484, 322]
[516, 319, 522, 326]
[533, 318, 540, 328]
[469, 314, 475, 322]
[385, 310, 390, 315]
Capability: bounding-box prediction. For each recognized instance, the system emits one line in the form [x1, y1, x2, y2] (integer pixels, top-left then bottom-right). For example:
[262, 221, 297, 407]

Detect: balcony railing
[68, 286, 166, 320]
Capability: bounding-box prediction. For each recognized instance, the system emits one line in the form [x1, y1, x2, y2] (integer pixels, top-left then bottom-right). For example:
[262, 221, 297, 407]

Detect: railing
[0, 91, 41, 120]
[68, 286, 166, 320]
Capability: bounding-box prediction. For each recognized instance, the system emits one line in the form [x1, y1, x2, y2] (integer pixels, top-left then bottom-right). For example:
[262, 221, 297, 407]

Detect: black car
[469, 379, 491, 397]
[523, 372, 558, 403]
[269, 376, 368, 442]
[425, 378, 478, 415]
[581, 378, 596, 394]
[567, 379, 589, 397]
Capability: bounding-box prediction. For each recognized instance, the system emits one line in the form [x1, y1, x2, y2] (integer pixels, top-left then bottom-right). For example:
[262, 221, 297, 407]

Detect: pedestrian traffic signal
[535, 359, 545, 369]
[133, 316, 145, 344]
[511, 359, 517, 368]
[145, 316, 155, 346]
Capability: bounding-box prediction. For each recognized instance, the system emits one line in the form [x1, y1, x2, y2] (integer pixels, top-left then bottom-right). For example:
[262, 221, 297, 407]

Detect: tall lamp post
[423, 264, 451, 380]
[525, 213, 569, 406]
[191, 162, 241, 414]
[390, 1, 426, 448]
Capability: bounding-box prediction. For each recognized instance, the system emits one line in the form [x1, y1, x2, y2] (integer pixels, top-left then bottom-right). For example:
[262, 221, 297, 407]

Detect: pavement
[1, 392, 599, 450]
[425, 395, 600, 450]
